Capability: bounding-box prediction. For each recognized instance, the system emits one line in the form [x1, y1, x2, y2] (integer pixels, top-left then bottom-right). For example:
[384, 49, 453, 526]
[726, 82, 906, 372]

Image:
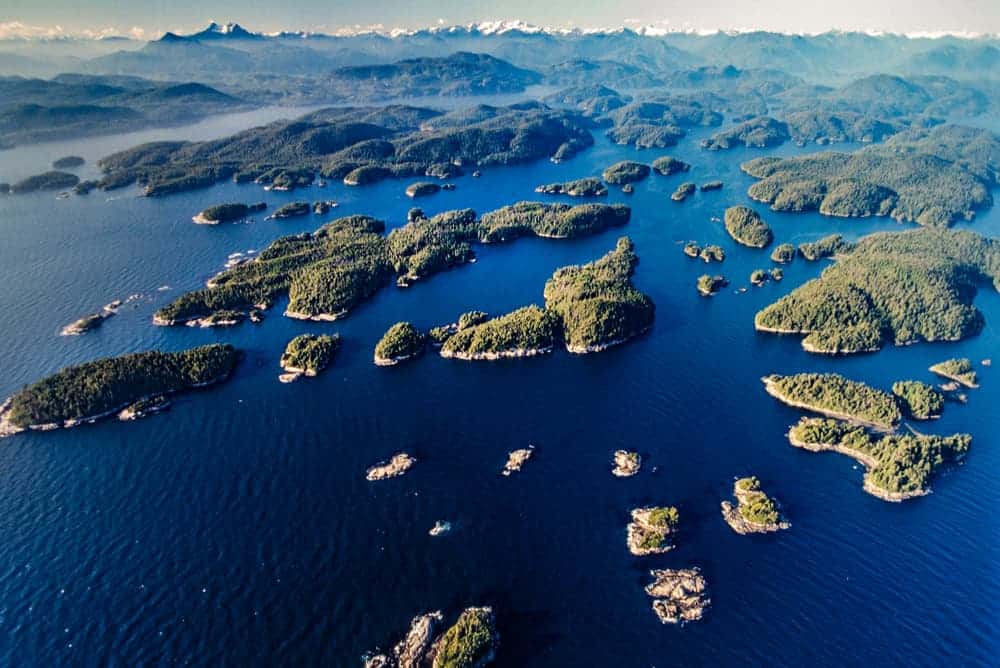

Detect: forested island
[405, 182, 441, 198]
[671, 182, 696, 202]
[724, 206, 773, 248]
[741, 125, 1000, 226]
[544, 237, 655, 353]
[267, 202, 311, 220]
[652, 156, 690, 176]
[374, 322, 426, 366]
[193, 201, 266, 224]
[534, 177, 608, 197]
[96, 104, 594, 196]
[440, 306, 559, 360]
[627, 506, 680, 556]
[279, 334, 340, 382]
[755, 229, 1000, 354]
[52, 156, 85, 169]
[10, 170, 79, 193]
[0, 344, 238, 436]
[770, 243, 795, 264]
[602, 161, 650, 185]
[788, 417, 971, 501]
[697, 275, 728, 296]
[721, 476, 790, 534]
[364, 606, 498, 668]
[478, 202, 630, 242]
[763, 373, 902, 430]
[929, 358, 979, 388]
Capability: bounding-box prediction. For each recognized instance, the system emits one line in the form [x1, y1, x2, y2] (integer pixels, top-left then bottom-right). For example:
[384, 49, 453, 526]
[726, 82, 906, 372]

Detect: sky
[2, 0, 999, 40]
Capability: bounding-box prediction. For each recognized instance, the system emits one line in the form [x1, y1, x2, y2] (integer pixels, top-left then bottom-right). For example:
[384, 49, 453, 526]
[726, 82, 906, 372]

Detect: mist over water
[0, 109, 997, 666]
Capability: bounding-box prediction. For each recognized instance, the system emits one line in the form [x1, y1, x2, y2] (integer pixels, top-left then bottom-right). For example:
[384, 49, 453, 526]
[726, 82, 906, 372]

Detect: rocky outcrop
[502, 446, 535, 476]
[366, 453, 417, 481]
[612, 450, 641, 477]
[645, 568, 709, 624]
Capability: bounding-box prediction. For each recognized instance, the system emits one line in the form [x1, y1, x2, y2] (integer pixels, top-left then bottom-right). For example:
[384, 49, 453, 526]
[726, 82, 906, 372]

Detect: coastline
[440, 346, 553, 361]
[762, 376, 897, 431]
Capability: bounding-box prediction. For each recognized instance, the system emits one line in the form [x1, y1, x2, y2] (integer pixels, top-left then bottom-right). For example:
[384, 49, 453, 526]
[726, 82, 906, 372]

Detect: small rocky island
[602, 161, 651, 185]
[405, 181, 441, 198]
[0, 344, 238, 437]
[193, 202, 266, 224]
[697, 274, 728, 296]
[61, 299, 122, 335]
[787, 417, 971, 501]
[364, 606, 498, 668]
[627, 506, 680, 556]
[612, 450, 641, 477]
[651, 156, 690, 176]
[770, 243, 795, 264]
[929, 358, 979, 388]
[698, 245, 725, 263]
[671, 182, 696, 202]
[365, 452, 417, 481]
[700, 180, 723, 191]
[721, 476, 790, 534]
[502, 446, 535, 476]
[266, 201, 311, 220]
[724, 206, 773, 248]
[279, 333, 340, 382]
[534, 177, 608, 197]
[750, 269, 769, 286]
[645, 568, 709, 624]
[374, 322, 426, 366]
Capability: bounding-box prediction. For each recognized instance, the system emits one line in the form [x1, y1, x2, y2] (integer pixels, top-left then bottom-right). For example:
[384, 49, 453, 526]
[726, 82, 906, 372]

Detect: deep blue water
[0, 113, 998, 667]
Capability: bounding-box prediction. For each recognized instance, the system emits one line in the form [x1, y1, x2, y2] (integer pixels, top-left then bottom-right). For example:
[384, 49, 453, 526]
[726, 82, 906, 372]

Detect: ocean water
[0, 112, 998, 667]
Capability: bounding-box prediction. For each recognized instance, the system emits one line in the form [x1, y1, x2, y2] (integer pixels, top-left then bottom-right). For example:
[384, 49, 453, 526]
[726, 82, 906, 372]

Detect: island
[627, 506, 680, 556]
[0, 343, 238, 437]
[769, 267, 784, 281]
[750, 269, 769, 286]
[52, 156, 85, 169]
[683, 242, 701, 258]
[534, 177, 608, 197]
[645, 568, 709, 624]
[612, 450, 641, 477]
[502, 446, 535, 476]
[602, 161, 650, 185]
[891, 380, 944, 419]
[478, 202, 630, 242]
[365, 452, 416, 481]
[724, 206, 773, 248]
[193, 202, 266, 224]
[363, 606, 498, 668]
[702, 116, 790, 150]
[697, 274, 728, 296]
[428, 521, 452, 536]
[10, 170, 80, 194]
[755, 229, 1000, 354]
[405, 182, 441, 198]
[60, 300, 121, 335]
[651, 156, 691, 176]
[788, 417, 971, 501]
[720, 477, 790, 534]
[700, 180, 723, 191]
[671, 182, 696, 202]
[770, 243, 795, 264]
[929, 358, 979, 388]
[698, 245, 725, 263]
[440, 306, 559, 360]
[266, 201, 311, 220]
[279, 333, 340, 382]
[544, 237, 655, 353]
[388, 209, 479, 284]
[374, 322, 426, 366]
[762, 373, 901, 430]
[798, 234, 855, 261]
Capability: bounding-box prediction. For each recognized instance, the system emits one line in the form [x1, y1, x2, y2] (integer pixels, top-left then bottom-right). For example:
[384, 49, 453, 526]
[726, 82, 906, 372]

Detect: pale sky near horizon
[1, 0, 999, 40]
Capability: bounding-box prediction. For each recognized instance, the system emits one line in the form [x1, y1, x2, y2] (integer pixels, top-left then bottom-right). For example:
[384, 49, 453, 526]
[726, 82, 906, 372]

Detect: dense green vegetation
[724, 206, 773, 248]
[798, 234, 856, 261]
[458, 310, 489, 329]
[631, 505, 681, 552]
[699, 245, 725, 262]
[733, 477, 781, 525]
[195, 202, 265, 223]
[671, 182, 696, 201]
[755, 229, 1000, 353]
[52, 156, 85, 169]
[741, 125, 1000, 226]
[478, 202, 629, 241]
[3, 344, 238, 427]
[534, 177, 608, 197]
[929, 358, 979, 387]
[765, 373, 902, 429]
[98, 104, 593, 195]
[387, 209, 479, 280]
[770, 243, 795, 264]
[10, 170, 79, 193]
[441, 305, 559, 358]
[431, 607, 498, 668]
[652, 156, 691, 176]
[405, 181, 441, 198]
[280, 334, 340, 374]
[374, 322, 426, 364]
[544, 237, 655, 351]
[702, 116, 790, 150]
[268, 202, 311, 219]
[602, 161, 651, 185]
[156, 215, 390, 324]
[892, 380, 944, 420]
[789, 417, 971, 498]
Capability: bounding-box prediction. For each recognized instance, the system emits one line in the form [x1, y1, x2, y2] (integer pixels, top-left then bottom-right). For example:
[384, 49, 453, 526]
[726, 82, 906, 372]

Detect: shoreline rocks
[502, 446, 535, 475]
[440, 346, 553, 361]
[117, 395, 170, 421]
[60, 300, 122, 335]
[429, 521, 452, 537]
[645, 568, 709, 624]
[366, 453, 417, 481]
[612, 450, 641, 477]
[627, 506, 679, 556]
